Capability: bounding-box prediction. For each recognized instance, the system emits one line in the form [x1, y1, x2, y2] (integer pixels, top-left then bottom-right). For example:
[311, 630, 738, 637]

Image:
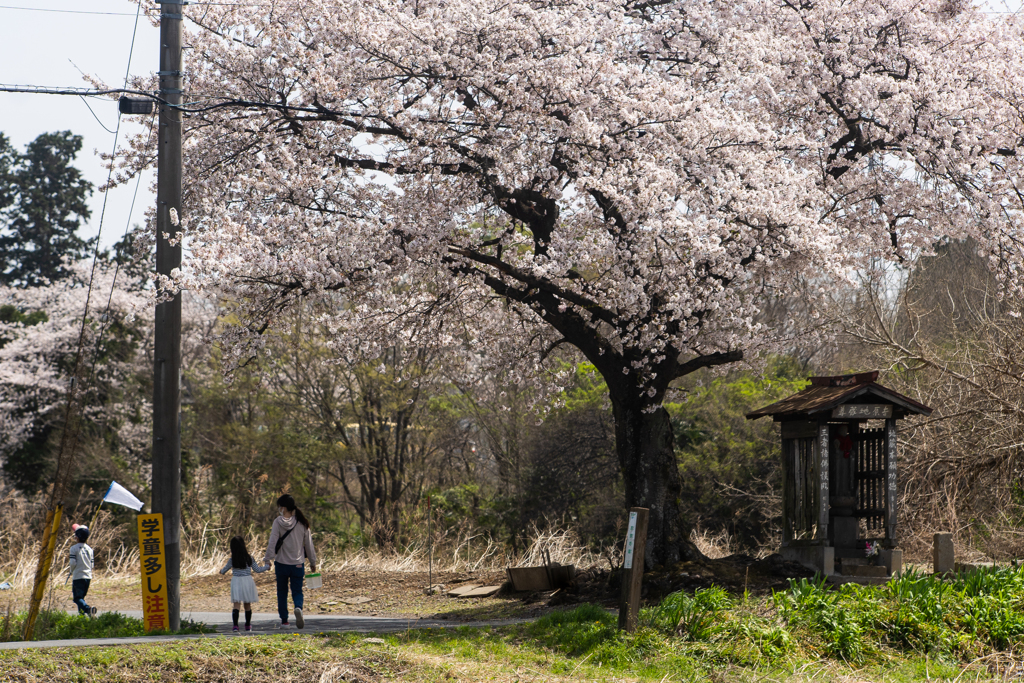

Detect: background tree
[0, 131, 94, 287]
[837, 243, 1024, 561]
[0, 261, 151, 499]
[0, 134, 17, 214]
[139, 0, 1024, 567]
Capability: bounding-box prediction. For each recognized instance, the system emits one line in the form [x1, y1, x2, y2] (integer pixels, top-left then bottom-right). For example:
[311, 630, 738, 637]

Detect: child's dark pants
[72, 578, 92, 615]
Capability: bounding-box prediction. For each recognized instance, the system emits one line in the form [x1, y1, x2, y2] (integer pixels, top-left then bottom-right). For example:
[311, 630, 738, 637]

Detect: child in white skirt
[220, 535, 271, 632]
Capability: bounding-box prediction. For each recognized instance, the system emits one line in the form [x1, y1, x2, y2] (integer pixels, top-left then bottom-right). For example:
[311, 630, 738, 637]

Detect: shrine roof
[745, 371, 933, 421]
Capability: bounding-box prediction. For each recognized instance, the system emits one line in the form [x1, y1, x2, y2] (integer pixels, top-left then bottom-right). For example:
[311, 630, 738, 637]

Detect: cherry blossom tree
[147, 0, 1024, 565]
[0, 261, 151, 495]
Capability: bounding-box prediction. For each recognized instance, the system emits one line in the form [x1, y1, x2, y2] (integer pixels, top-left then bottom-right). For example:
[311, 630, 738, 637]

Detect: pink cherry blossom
[114, 0, 1024, 564]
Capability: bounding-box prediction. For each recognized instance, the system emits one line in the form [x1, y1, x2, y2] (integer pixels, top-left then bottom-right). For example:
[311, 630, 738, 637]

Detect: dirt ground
[7, 553, 813, 622]
[36, 568, 559, 621]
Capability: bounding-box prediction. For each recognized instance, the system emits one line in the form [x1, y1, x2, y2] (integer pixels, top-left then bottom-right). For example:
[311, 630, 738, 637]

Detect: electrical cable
[0, 4, 155, 16]
[87, 3, 160, 389]
[46, 0, 147, 507]
[78, 95, 118, 134]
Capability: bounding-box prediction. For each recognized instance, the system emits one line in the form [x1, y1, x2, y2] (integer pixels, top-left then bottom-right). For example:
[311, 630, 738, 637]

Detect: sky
[0, 0, 159, 252]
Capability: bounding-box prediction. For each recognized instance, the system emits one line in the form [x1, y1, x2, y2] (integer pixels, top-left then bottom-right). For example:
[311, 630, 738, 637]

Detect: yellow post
[23, 503, 64, 641]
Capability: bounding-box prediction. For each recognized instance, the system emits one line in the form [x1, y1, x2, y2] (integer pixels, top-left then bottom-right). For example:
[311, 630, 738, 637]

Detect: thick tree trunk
[610, 396, 704, 568]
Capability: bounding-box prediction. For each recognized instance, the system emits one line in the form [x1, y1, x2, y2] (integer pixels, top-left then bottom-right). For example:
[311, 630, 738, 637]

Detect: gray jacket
[69, 542, 94, 581]
[264, 516, 317, 568]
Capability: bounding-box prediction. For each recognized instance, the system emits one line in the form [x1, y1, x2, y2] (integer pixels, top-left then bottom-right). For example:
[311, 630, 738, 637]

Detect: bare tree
[839, 244, 1024, 559]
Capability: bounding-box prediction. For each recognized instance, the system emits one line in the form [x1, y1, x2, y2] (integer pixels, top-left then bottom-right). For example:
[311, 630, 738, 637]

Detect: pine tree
[0, 131, 94, 287]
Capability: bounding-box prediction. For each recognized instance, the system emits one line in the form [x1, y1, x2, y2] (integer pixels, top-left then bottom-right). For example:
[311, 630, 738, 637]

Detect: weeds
[645, 586, 731, 641]
[770, 565, 1024, 664]
[0, 609, 210, 642]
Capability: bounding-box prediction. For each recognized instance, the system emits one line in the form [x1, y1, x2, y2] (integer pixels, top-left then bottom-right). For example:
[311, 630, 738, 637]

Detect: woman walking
[265, 494, 317, 628]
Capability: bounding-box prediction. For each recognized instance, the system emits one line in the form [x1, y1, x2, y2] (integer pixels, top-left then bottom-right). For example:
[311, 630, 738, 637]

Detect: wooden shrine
[746, 372, 932, 578]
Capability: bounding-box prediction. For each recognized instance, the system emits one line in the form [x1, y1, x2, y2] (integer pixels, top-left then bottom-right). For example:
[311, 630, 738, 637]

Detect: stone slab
[456, 585, 502, 598]
[339, 596, 373, 605]
[848, 564, 888, 578]
[447, 584, 482, 597]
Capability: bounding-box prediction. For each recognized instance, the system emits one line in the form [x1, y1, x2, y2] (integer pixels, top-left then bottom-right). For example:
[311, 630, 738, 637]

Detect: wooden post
[152, 0, 184, 632]
[618, 507, 649, 632]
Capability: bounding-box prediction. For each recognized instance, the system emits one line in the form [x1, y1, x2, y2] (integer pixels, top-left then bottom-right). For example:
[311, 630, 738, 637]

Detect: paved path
[0, 611, 528, 651]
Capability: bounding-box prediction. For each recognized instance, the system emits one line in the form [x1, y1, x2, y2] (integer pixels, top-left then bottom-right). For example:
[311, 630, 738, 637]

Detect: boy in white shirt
[69, 524, 97, 618]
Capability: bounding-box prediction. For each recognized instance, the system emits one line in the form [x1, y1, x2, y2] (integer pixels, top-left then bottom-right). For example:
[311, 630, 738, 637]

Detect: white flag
[103, 481, 144, 511]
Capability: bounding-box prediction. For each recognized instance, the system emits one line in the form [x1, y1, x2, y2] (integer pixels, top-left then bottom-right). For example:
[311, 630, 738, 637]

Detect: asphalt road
[0, 610, 528, 651]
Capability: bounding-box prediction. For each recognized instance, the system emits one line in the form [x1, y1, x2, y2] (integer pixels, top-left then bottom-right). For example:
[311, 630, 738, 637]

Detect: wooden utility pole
[152, 0, 184, 632]
[618, 507, 649, 632]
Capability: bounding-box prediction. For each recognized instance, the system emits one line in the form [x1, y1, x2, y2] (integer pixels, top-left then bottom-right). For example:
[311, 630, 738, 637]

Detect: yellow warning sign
[137, 513, 170, 632]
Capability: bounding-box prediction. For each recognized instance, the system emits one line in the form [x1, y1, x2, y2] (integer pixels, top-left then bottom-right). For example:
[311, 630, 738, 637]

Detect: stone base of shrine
[780, 544, 834, 576]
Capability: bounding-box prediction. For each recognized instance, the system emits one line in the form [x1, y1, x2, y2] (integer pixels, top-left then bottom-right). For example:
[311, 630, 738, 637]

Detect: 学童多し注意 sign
[137, 513, 170, 632]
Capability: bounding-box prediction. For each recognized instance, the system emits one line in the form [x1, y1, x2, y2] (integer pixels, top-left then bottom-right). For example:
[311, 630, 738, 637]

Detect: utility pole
[152, 0, 183, 632]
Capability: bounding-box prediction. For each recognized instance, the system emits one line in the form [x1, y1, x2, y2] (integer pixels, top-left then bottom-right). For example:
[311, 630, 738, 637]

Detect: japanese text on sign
[137, 513, 169, 632]
[832, 404, 892, 419]
[623, 511, 638, 569]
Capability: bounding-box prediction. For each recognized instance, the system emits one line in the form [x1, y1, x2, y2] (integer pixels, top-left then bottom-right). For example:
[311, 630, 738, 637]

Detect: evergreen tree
[0, 131, 94, 287]
[0, 134, 17, 212]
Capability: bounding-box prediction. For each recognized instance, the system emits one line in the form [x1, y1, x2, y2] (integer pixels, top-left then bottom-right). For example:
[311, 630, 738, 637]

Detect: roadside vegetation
[3, 568, 1024, 681]
[0, 609, 209, 643]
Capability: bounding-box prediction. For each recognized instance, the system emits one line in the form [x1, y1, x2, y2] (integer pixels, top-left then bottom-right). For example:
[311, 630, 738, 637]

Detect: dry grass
[688, 526, 775, 561]
[0, 507, 606, 606]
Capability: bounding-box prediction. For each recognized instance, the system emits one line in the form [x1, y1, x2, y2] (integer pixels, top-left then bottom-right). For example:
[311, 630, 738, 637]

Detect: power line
[22, 0, 151, 638]
[0, 83, 362, 117]
[78, 95, 118, 134]
[0, 84, 152, 97]
[50, 0, 147, 501]
[0, 4, 155, 16]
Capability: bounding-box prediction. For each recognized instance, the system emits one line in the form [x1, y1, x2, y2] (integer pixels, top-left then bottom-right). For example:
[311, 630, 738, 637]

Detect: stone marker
[933, 532, 954, 574]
